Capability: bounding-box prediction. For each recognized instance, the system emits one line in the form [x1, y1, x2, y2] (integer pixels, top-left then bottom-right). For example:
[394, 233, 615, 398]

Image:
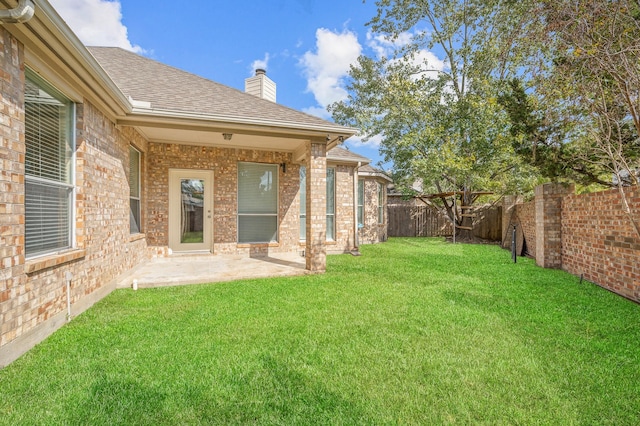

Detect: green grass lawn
[1, 238, 639, 425]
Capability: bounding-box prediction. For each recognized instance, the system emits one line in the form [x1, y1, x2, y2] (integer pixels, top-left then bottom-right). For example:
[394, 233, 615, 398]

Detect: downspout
[0, 0, 35, 23]
[351, 161, 363, 255]
[65, 272, 73, 322]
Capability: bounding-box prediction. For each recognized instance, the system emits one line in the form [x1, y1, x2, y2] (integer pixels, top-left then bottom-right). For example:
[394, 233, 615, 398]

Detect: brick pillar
[535, 182, 574, 268]
[502, 195, 521, 249]
[305, 141, 327, 272]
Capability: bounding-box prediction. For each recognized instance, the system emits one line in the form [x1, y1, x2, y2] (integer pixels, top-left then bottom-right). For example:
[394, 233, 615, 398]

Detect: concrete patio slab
[117, 252, 309, 289]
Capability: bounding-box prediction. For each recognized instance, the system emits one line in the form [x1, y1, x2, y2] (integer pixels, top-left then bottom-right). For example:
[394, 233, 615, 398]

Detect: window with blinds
[238, 162, 278, 243]
[24, 69, 75, 257]
[129, 147, 141, 233]
[357, 179, 364, 227]
[326, 167, 335, 241]
[299, 166, 306, 240]
[378, 182, 384, 224]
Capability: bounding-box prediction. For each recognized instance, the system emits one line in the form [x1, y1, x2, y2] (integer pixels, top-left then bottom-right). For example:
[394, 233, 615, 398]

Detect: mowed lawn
[1, 238, 639, 425]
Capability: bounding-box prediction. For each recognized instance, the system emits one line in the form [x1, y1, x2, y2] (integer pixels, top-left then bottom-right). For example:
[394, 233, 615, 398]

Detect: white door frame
[168, 169, 213, 253]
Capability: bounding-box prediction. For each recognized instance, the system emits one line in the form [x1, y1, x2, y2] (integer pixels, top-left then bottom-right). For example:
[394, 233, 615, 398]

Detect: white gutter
[118, 107, 357, 139]
[0, 0, 34, 23]
[126, 107, 358, 137]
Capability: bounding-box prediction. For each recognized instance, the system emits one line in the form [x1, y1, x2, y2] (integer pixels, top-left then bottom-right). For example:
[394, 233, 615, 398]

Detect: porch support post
[305, 140, 327, 272]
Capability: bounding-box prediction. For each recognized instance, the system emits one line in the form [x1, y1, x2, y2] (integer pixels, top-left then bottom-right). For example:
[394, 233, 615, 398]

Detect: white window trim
[326, 167, 336, 241]
[237, 162, 279, 244]
[24, 68, 76, 259]
[130, 146, 142, 234]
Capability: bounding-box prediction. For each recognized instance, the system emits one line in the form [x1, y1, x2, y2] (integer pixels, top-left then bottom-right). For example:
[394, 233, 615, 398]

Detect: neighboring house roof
[327, 146, 370, 164]
[88, 47, 351, 136]
[358, 164, 393, 182]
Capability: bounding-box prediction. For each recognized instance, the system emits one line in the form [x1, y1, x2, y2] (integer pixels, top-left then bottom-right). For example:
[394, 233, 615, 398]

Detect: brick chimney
[244, 69, 276, 103]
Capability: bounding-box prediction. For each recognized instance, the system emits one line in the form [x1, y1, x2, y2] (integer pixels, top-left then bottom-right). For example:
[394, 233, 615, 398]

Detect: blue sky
[48, 0, 395, 166]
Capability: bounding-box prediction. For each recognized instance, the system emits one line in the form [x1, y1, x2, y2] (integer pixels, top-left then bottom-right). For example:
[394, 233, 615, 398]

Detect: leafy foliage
[330, 0, 540, 238]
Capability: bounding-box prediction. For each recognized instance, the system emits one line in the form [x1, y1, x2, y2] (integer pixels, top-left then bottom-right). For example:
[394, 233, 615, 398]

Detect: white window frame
[24, 68, 76, 258]
[129, 146, 142, 234]
[300, 166, 306, 240]
[300, 166, 336, 241]
[377, 182, 384, 224]
[357, 179, 364, 228]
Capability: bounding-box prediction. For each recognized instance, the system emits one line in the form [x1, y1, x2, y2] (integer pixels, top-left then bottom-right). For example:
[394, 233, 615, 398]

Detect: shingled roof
[327, 146, 371, 164]
[88, 47, 350, 133]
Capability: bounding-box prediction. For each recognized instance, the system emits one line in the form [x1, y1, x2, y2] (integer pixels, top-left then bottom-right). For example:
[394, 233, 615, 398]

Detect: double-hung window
[299, 166, 306, 240]
[326, 167, 335, 240]
[238, 162, 278, 243]
[24, 69, 75, 257]
[377, 182, 384, 224]
[129, 146, 141, 233]
[357, 179, 364, 228]
[299, 166, 335, 241]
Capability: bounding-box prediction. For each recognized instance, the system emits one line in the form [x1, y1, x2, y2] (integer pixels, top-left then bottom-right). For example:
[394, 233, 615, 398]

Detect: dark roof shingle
[87, 47, 351, 131]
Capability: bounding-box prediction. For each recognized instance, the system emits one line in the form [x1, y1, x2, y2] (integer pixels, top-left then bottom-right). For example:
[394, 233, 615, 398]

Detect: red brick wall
[504, 185, 640, 302]
[562, 187, 640, 301]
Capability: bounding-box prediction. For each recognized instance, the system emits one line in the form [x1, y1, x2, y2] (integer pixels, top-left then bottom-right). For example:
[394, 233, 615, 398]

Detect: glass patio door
[168, 169, 213, 252]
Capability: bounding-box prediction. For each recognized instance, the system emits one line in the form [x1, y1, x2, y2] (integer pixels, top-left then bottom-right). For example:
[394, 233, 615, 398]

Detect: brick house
[0, 1, 390, 366]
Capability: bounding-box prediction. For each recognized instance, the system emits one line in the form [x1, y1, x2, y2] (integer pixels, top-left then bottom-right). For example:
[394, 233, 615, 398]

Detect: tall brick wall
[504, 183, 640, 303]
[562, 187, 640, 301]
[535, 183, 573, 268]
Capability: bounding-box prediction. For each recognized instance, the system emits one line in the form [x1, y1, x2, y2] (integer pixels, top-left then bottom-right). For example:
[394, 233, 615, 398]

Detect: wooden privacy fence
[387, 204, 502, 240]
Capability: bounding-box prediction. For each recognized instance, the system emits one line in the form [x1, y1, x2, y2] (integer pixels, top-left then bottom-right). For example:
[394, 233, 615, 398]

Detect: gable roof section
[88, 47, 353, 137]
[327, 146, 370, 164]
[359, 164, 393, 182]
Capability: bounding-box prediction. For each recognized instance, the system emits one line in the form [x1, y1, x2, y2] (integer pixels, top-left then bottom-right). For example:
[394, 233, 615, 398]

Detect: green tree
[521, 0, 640, 235]
[330, 0, 539, 240]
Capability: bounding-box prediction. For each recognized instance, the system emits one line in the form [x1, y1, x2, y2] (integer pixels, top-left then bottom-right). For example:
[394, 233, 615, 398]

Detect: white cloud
[50, 0, 144, 53]
[250, 53, 270, 74]
[302, 106, 332, 120]
[366, 31, 413, 58]
[346, 133, 383, 148]
[367, 30, 446, 79]
[300, 28, 362, 109]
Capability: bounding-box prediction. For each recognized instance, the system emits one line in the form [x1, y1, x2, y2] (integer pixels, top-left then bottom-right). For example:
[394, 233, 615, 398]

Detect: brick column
[305, 141, 327, 272]
[535, 182, 574, 268]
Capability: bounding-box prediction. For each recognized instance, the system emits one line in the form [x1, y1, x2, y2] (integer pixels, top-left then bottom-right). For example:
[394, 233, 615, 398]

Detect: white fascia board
[127, 106, 358, 138]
